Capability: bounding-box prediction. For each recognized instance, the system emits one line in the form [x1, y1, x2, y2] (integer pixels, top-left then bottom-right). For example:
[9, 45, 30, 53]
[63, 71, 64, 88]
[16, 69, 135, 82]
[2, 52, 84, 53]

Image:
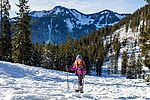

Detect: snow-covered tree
[109, 48, 115, 75]
[42, 44, 56, 69]
[127, 50, 136, 79]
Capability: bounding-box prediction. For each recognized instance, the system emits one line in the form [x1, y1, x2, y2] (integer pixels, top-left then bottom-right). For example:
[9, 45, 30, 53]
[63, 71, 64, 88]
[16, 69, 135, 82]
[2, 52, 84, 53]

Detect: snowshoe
[75, 89, 84, 93]
[75, 89, 80, 92]
[80, 90, 84, 93]
[75, 87, 84, 93]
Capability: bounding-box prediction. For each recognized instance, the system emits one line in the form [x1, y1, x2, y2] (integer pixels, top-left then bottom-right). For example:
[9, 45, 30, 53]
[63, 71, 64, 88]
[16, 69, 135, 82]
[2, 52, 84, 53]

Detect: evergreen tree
[112, 34, 121, 74]
[121, 51, 128, 76]
[33, 43, 44, 66]
[43, 44, 59, 70]
[95, 41, 104, 76]
[12, 0, 33, 65]
[136, 55, 142, 78]
[64, 36, 76, 71]
[53, 45, 59, 70]
[126, 50, 136, 79]
[139, 25, 150, 69]
[58, 44, 67, 71]
[0, 0, 12, 61]
[83, 55, 90, 75]
[109, 48, 114, 75]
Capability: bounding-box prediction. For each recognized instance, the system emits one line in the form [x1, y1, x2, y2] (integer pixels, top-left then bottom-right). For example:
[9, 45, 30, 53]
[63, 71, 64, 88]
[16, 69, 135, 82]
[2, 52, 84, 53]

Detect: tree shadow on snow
[115, 96, 150, 100]
[32, 74, 76, 83]
[84, 80, 146, 88]
[0, 63, 36, 78]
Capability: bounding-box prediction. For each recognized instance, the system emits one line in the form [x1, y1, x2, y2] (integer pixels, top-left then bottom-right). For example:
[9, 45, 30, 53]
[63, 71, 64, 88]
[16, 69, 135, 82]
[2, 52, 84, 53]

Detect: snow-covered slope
[103, 19, 150, 74]
[0, 61, 150, 100]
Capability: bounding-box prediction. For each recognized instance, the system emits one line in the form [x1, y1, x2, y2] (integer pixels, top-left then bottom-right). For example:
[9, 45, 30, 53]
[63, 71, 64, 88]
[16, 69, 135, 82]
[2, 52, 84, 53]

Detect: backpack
[75, 59, 86, 76]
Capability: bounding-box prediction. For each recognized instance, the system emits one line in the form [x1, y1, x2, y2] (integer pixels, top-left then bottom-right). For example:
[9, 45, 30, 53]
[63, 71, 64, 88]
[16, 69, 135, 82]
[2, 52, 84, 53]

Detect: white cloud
[9, 0, 146, 18]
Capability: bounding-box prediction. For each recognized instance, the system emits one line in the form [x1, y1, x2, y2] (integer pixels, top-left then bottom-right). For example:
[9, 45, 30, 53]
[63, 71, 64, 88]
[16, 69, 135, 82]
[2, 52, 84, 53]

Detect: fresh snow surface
[0, 61, 150, 100]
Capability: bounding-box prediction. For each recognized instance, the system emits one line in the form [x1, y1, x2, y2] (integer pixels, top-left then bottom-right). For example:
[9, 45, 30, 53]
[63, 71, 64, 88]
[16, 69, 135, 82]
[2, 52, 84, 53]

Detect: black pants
[78, 75, 84, 90]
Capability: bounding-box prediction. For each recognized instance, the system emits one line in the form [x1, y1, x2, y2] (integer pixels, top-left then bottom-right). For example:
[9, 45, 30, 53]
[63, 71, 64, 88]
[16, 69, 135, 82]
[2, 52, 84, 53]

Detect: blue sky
[10, 0, 146, 18]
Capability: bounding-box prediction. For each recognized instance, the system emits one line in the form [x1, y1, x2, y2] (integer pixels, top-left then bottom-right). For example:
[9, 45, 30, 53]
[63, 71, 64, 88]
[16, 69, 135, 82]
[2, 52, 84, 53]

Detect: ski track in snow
[0, 61, 150, 100]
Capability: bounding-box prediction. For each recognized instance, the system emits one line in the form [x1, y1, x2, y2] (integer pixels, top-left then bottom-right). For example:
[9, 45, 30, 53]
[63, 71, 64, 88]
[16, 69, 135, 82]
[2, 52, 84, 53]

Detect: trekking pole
[66, 65, 69, 91]
[82, 75, 84, 92]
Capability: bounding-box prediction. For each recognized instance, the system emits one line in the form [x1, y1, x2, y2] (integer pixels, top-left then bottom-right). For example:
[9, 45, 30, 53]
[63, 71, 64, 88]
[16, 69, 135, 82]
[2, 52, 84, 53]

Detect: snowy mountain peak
[53, 6, 68, 10]
[100, 9, 113, 14]
[30, 6, 69, 17]
[28, 6, 128, 44]
[52, 6, 68, 14]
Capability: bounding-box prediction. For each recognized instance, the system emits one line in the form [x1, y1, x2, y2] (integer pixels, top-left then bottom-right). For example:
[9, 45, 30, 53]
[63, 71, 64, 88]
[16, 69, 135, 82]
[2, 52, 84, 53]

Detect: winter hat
[76, 54, 82, 60]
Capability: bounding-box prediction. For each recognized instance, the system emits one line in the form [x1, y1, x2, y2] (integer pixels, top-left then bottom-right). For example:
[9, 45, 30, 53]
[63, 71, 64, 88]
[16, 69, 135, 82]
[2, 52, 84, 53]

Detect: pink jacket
[70, 59, 86, 76]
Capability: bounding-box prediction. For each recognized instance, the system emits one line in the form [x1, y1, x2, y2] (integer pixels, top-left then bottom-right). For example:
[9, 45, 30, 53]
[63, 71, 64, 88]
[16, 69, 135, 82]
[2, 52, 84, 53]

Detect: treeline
[0, 0, 33, 65]
[33, 34, 105, 75]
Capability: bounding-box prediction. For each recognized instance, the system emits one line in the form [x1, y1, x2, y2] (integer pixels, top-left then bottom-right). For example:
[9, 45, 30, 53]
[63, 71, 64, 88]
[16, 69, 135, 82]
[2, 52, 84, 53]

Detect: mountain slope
[0, 61, 150, 99]
[107, 4, 150, 67]
[76, 4, 150, 72]
[29, 6, 127, 44]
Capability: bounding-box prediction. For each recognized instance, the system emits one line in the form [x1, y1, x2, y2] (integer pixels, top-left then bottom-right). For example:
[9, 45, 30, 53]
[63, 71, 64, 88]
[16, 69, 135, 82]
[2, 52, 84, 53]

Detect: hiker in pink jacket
[70, 55, 86, 93]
